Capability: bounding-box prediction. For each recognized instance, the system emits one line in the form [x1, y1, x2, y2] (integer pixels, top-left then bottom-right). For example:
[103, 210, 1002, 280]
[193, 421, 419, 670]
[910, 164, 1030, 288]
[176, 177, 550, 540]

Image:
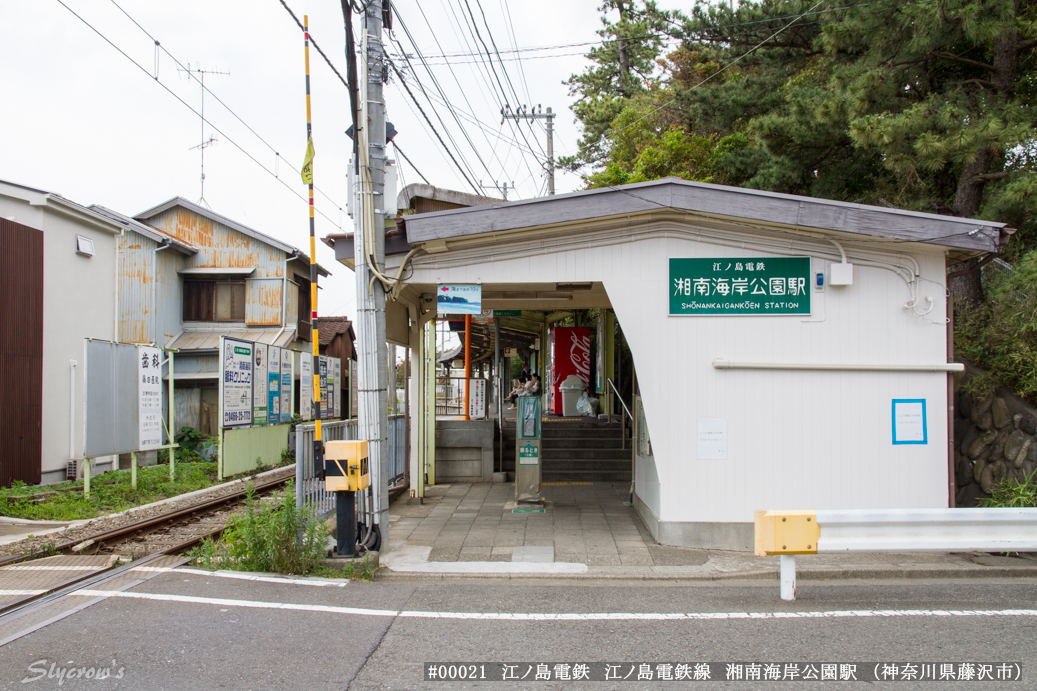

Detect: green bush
[956, 251, 1037, 404]
[979, 470, 1037, 508]
[191, 481, 329, 575]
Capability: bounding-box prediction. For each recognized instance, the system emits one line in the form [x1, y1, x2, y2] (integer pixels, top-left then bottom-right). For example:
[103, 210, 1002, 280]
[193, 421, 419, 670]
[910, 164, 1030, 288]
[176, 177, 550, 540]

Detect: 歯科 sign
[138, 346, 163, 450]
[221, 337, 253, 428]
[437, 284, 481, 315]
[300, 355, 312, 421]
[670, 257, 811, 316]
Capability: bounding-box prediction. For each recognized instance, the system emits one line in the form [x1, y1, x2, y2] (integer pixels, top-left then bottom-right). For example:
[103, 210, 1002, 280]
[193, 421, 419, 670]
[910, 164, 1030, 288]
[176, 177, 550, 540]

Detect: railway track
[1, 473, 292, 567]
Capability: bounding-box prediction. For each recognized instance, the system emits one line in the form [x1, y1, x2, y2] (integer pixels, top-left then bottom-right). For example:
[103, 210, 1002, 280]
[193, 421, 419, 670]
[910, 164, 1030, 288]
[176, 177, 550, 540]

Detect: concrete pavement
[0, 569, 1034, 690]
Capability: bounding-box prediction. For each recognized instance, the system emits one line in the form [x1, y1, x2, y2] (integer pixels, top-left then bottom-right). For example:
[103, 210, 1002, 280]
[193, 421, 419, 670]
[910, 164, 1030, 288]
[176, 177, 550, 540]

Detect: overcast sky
[0, 0, 685, 321]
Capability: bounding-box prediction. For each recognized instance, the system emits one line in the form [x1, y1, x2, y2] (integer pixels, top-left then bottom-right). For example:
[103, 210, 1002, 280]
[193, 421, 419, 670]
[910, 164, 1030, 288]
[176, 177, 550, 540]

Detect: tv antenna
[178, 62, 229, 208]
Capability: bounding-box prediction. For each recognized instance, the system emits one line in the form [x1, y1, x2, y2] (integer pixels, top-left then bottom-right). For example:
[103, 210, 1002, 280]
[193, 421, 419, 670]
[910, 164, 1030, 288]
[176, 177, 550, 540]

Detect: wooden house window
[184, 280, 245, 322]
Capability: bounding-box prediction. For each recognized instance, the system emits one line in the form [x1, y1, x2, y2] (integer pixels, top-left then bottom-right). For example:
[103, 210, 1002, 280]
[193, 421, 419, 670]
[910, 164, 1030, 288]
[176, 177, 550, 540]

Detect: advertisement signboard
[221, 337, 253, 428]
[350, 359, 357, 418]
[333, 359, 342, 418]
[300, 355, 312, 421]
[549, 326, 591, 415]
[253, 344, 268, 426]
[319, 356, 329, 420]
[268, 346, 281, 424]
[669, 257, 811, 316]
[138, 346, 163, 450]
[436, 284, 481, 315]
[280, 349, 292, 422]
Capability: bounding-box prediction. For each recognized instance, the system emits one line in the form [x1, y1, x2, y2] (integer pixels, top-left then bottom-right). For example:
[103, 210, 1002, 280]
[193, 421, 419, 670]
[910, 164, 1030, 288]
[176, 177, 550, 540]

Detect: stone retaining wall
[955, 372, 1037, 506]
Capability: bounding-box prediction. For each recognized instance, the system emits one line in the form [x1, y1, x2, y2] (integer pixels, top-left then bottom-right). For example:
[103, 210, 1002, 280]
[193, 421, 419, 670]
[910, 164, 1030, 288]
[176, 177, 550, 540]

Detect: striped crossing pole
[303, 15, 323, 476]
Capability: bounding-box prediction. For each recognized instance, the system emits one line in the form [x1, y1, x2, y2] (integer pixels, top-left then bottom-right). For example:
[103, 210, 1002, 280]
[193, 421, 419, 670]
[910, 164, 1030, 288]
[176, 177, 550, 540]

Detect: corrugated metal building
[123, 197, 331, 434]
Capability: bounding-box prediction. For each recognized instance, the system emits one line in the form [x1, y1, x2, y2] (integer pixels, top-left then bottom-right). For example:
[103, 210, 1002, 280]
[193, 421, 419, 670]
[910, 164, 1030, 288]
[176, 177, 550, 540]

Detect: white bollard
[780, 555, 796, 601]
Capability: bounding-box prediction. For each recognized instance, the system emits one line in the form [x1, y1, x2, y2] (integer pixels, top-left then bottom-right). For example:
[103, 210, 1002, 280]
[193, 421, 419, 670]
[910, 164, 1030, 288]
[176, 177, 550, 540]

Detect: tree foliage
[564, 0, 1037, 258]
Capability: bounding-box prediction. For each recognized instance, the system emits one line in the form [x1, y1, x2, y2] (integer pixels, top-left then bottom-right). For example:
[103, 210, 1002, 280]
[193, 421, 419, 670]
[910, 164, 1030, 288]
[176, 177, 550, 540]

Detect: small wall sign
[892, 399, 927, 445]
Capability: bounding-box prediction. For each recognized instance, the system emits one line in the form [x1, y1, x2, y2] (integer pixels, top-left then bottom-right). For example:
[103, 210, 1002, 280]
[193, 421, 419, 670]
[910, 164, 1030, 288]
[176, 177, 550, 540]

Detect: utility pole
[178, 63, 229, 208]
[353, 0, 390, 546]
[501, 104, 555, 196]
[481, 181, 512, 200]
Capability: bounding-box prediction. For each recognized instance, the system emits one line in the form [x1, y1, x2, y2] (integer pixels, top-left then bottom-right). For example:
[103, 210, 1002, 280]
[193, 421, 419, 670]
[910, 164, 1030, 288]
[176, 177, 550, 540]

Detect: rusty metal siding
[146, 208, 286, 278]
[285, 280, 299, 329]
[156, 247, 184, 347]
[117, 231, 157, 344]
[0, 218, 43, 486]
[246, 278, 283, 326]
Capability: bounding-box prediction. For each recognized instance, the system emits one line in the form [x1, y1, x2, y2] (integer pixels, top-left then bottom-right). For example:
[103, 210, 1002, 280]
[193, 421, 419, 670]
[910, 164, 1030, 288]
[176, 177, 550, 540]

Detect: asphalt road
[0, 572, 1034, 690]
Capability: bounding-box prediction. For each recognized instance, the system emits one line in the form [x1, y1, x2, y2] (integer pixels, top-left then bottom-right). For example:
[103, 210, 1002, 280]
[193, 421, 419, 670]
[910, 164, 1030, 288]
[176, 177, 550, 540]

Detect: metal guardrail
[755, 508, 1037, 600]
[295, 415, 406, 519]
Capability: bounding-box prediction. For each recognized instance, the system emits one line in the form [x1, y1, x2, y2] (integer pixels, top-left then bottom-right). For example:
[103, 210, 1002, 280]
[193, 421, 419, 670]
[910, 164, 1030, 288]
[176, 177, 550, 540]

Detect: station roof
[400, 177, 1008, 256]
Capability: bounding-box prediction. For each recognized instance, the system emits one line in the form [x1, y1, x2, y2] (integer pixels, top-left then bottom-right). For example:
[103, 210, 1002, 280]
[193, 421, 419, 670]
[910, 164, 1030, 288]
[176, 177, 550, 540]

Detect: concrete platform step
[542, 449, 632, 461]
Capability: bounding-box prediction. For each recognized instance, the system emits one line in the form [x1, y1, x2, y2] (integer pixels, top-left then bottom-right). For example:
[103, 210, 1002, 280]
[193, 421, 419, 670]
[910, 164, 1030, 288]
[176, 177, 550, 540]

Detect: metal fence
[295, 415, 406, 519]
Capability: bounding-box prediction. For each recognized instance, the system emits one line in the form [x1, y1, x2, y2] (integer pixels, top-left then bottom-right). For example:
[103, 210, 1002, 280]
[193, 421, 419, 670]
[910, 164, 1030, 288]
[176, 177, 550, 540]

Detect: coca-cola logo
[569, 332, 591, 380]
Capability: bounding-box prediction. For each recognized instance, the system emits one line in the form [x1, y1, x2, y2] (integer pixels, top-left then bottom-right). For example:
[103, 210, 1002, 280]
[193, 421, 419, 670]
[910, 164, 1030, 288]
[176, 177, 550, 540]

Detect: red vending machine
[548, 326, 591, 415]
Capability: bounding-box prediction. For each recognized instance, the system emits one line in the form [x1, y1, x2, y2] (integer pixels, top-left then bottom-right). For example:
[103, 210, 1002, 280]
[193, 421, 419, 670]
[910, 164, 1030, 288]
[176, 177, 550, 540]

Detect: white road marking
[69, 590, 1037, 622]
[0, 590, 45, 596]
[389, 562, 587, 574]
[130, 566, 349, 587]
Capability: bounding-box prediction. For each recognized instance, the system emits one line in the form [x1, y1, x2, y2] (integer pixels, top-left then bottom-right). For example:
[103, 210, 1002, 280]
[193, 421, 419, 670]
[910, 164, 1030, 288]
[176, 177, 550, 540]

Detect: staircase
[497, 417, 632, 483]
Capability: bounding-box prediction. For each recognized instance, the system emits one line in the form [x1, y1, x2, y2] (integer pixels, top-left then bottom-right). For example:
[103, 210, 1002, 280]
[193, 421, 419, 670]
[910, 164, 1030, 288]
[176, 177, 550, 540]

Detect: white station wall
[411, 229, 951, 529]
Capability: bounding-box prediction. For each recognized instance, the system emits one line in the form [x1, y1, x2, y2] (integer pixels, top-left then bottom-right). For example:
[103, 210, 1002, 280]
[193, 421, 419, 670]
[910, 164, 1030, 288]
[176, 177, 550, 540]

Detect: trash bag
[576, 393, 600, 416]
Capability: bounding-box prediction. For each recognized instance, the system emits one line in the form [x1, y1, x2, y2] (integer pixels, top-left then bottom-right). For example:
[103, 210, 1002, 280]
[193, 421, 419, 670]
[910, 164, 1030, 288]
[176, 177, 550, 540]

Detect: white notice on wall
[893, 399, 927, 444]
[138, 346, 163, 450]
[697, 418, 727, 460]
[469, 378, 487, 419]
[280, 349, 292, 423]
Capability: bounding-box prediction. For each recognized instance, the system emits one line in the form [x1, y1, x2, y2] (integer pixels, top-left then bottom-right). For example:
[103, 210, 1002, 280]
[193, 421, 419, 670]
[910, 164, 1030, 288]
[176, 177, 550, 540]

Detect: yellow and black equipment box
[324, 440, 370, 492]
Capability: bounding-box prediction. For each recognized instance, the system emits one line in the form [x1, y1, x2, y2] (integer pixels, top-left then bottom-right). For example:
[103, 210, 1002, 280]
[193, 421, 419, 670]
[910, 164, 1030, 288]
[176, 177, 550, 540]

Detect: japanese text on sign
[138, 346, 163, 450]
[669, 257, 811, 315]
[424, 661, 1021, 682]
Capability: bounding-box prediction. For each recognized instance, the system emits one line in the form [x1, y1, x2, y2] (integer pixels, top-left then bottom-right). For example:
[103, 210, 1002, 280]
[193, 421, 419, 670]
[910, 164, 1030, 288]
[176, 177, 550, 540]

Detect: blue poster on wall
[268, 346, 281, 424]
[892, 399, 927, 445]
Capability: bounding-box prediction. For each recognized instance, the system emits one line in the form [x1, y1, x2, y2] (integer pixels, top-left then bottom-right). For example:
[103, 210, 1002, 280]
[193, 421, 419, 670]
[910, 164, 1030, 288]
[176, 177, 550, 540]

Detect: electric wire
[386, 58, 481, 193]
[457, 0, 548, 163]
[56, 0, 345, 232]
[498, 0, 531, 105]
[110, 0, 347, 216]
[392, 142, 431, 185]
[390, 12, 513, 196]
[431, 0, 541, 188]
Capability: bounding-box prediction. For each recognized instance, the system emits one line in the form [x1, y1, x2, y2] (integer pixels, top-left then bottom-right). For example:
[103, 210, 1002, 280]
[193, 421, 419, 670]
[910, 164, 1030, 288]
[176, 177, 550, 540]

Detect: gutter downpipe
[114, 228, 124, 343]
[153, 239, 173, 347]
[276, 251, 302, 345]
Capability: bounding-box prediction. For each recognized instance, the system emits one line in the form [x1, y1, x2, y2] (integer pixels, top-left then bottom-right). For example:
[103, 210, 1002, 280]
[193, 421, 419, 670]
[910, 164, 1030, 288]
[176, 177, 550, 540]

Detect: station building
[328, 178, 1007, 550]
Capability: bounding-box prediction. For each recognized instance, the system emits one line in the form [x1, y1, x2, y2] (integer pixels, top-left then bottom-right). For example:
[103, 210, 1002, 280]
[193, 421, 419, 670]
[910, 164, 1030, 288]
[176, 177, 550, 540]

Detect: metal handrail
[608, 377, 636, 503]
[606, 378, 633, 420]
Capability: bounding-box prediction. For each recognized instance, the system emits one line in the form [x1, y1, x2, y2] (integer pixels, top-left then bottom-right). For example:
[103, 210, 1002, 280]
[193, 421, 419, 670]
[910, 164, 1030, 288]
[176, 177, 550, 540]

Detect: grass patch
[0, 463, 218, 521]
[190, 481, 329, 576]
[317, 554, 377, 581]
[979, 470, 1037, 508]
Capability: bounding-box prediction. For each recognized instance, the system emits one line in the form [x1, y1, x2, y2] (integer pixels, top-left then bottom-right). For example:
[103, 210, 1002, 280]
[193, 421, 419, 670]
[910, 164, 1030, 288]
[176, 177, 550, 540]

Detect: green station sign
[669, 257, 811, 316]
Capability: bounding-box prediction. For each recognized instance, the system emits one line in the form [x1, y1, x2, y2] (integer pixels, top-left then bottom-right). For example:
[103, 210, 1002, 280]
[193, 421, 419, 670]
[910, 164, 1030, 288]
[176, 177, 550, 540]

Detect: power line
[56, 0, 345, 232]
[390, 13, 510, 196]
[110, 0, 347, 215]
[386, 57, 481, 193]
[393, 142, 430, 185]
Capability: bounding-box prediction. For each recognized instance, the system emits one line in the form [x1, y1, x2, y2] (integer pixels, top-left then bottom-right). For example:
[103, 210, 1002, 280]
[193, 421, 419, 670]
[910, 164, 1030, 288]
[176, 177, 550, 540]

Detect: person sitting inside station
[506, 373, 541, 409]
